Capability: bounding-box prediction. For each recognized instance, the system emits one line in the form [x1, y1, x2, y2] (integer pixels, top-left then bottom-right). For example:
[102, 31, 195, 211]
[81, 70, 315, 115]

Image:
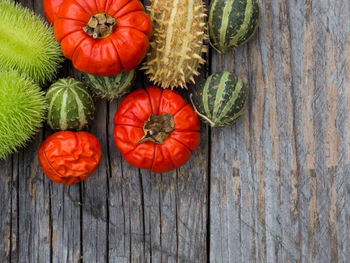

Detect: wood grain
[209, 0, 350, 262]
[0, 0, 349, 262]
[0, 155, 12, 261]
[49, 64, 83, 263]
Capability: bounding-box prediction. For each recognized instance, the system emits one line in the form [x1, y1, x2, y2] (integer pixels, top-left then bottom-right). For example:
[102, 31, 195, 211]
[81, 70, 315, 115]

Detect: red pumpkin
[39, 131, 102, 185]
[43, 0, 64, 24]
[113, 86, 201, 173]
[54, 0, 152, 76]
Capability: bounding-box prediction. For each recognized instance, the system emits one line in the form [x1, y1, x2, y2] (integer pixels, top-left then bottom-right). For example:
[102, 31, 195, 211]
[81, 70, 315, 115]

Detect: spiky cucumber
[142, 0, 208, 89]
[191, 72, 248, 127]
[83, 70, 136, 100]
[46, 79, 95, 131]
[0, 0, 62, 85]
[208, 0, 260, 53]
[0, 70, 47, 159]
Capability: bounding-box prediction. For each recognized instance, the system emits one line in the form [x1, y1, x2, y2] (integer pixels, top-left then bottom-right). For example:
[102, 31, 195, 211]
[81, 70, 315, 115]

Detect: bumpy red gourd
[54, 0, 152, 76]
[39, 131, 102, 185]
[43, 0, 64, 24]
[113, 86, 201, 173]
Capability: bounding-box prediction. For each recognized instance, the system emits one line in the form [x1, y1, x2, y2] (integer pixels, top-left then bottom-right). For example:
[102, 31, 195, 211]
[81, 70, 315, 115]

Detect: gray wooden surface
[1, 0, 350, 262]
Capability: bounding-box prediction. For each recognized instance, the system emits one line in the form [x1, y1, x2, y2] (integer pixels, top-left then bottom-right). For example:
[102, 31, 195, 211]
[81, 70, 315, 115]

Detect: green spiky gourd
[0, 71, 47, 160]
[0, 0, 62, 85]
[142, 0, 208, 89]
[83, 70, 136, 100]
[208, 0, 261, 53]
[191, 72, 248, 127]
[46, 79, 95, 131]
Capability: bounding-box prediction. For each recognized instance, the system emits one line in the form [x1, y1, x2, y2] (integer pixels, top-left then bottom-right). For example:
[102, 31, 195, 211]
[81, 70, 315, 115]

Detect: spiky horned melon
[0, 71, 47, 159]
[0, 0, 62, 85]
[142, 0, 208, 89]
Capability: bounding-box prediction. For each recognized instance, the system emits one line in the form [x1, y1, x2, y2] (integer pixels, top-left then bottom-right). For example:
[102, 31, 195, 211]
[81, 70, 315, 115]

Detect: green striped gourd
[142, 0, 208, 89]
[83, 70, 136, 100]
[46, 78, 95, 131]
[208, 0, 261, 53]
[191, 72, 248, 127]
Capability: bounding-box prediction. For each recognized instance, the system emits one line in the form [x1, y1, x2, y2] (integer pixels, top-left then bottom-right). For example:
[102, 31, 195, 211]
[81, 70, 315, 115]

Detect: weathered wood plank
[14, 29, 51, 263]
[209, 0, 350, 262]
[156, 172, 178, 263]
[176, 123, 209, 263]
[10, 154, 18, 263]
[141, 4, 177, 263]
[14, 1, 52, 261]
[139, 45, 209, 263]
[311, 1, 350, 262]
[270, 1, 300, 262]
[122, 75, 147, 263]
[141, 171, 162, 263]
[118, 165, 145, 263]
[286, 0, 313, 261]
[16, 133, 51, 263]
[173, 1, 210, 260]
[49, 64, 83, 263]
[106, 0, 210, 260]
[50, 183, 81, 262]
[107, 100, 131, 263]
[0, 159, 12, 262]
[333, 2, 350, 262]
[81, 99, 109, 262]
[3, 0, 350, 262]
[107, 71, 146, 263]
[209, 52, 247, 262]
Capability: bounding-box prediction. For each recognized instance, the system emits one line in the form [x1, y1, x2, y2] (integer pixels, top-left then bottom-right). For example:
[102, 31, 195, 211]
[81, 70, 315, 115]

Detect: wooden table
[1, 0, 349, 262]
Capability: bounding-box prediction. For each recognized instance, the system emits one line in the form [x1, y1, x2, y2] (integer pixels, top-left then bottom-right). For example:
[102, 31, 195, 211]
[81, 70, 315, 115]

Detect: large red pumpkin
[113, 86, 201, 173]
[43, 0, 64, 24]
[54, 0, 152, 76]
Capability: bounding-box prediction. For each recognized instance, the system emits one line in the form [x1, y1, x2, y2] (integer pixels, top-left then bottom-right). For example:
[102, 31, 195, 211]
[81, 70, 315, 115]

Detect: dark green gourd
[46, 78, 95, 131]
[191, 72, 248, 127]
[208, 0, 261, 53]
[83, 70, 136, 100]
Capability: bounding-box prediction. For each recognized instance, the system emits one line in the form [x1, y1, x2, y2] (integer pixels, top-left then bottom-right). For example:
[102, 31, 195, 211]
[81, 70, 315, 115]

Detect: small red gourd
[113, 86, 201, 173]
[39, 131, 102, 185]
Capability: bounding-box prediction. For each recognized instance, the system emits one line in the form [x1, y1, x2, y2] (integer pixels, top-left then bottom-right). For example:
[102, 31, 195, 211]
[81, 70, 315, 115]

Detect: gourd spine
[142, 0, 208, 89]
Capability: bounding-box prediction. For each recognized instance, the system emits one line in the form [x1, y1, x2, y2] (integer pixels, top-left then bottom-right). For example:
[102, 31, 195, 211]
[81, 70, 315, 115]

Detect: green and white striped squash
[208, 0, 261, 53]
[191, 72, 248, 127]
[83, 70, 136, 100]
[46, 78, 95, 131]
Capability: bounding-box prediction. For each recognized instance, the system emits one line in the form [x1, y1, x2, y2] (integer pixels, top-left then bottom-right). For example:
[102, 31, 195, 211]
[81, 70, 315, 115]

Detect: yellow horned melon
[142, 0, 208, 89]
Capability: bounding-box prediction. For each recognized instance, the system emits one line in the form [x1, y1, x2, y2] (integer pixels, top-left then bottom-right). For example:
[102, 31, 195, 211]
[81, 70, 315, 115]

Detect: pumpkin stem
[139, 113, 175, 144]
[189, 94, 216, 127]
[83, 13, 116, 39]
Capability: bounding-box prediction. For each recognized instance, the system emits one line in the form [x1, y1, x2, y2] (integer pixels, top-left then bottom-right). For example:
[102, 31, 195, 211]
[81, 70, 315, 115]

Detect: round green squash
[46, 78, 95, 131]
[208, 0, 261, 53]
[191, 72, 248, 127]
[0, 70, 47, 159]
[83, 70, 136, 100]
